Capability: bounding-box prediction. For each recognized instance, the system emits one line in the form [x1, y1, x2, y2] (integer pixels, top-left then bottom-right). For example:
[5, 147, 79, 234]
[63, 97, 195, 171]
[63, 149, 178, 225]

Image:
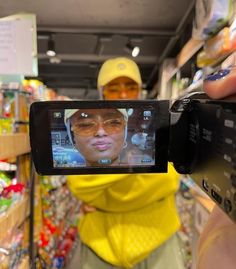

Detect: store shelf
[177, 38, 204, 68]
[193, 195, 215, 235]
[177, 80, 203, 99]
[194, 194, 215, 213]
[17, 256, 29, 269]
[0, 195, 29, 240]
[0, 133, 30, 160]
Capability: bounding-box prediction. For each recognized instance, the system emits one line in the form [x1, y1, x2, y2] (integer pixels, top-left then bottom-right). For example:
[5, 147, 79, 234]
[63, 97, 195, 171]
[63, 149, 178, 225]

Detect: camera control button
[230, 174, 236, 188]
[233, 193, 236, 205]
[224, 199, 232, 213]
[98, 159, 112, 165]
[171, 99, 191, 113]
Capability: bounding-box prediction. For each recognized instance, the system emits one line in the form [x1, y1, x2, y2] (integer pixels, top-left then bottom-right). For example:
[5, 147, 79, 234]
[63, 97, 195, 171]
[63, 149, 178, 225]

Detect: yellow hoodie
[67, 163, 180, 268]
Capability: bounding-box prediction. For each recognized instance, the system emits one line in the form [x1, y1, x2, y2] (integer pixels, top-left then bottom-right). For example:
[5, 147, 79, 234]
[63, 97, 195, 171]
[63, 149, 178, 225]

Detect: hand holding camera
[196, 67, 236, 269]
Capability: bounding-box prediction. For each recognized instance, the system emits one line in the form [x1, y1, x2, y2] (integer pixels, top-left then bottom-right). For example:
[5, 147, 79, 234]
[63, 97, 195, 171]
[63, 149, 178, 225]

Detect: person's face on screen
[103, 76, 140, 100]
[70, 109, 126, 166]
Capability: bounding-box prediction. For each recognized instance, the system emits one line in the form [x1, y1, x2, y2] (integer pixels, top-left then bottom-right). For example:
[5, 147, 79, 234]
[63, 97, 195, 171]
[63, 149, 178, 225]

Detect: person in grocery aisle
[196, 68, 236, 269]
[67, 57, 185, 269]
[64, 108, 128, 166]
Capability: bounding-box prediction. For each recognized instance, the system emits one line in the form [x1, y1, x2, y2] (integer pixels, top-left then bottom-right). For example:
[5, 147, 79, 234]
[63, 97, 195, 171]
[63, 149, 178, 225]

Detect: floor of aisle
[67, 245, 81, 269]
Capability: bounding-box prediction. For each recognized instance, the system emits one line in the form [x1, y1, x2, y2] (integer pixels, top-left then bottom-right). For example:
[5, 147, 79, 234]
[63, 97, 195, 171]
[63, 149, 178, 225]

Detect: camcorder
[30, 93, 236, 221]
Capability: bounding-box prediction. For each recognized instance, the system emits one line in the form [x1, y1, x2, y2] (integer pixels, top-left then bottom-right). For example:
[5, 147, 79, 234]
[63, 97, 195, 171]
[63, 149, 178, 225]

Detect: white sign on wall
[0, 14, 38, 76]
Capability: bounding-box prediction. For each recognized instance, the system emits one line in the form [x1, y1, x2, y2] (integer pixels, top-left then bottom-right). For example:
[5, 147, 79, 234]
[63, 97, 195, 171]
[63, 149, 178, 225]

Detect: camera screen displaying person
[49, 107, 156, 167]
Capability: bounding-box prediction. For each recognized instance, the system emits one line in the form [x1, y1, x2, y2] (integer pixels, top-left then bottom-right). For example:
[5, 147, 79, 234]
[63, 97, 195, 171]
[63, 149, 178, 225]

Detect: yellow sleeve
[67, 173, 131, 203]
[67, 163, 180, 212]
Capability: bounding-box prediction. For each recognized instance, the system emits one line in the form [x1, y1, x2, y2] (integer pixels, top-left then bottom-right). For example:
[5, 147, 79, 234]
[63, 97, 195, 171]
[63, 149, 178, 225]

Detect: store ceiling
[0, 0, 195, 99]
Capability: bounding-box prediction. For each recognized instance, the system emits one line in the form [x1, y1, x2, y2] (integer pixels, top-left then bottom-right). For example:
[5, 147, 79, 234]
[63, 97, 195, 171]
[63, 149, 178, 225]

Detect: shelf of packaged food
[0, 195, 29, 240]
[17, 255, 29, 269]
[0, 133, 30, 160]
[164, 38, 204, 86]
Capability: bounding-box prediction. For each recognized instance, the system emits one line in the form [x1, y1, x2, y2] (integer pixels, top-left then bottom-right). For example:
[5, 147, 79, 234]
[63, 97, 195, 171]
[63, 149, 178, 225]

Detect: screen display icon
[54, 112, 62, 118]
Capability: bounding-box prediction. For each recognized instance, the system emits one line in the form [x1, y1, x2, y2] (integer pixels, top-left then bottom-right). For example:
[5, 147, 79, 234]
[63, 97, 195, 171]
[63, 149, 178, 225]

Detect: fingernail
[205, 69, 230, 81]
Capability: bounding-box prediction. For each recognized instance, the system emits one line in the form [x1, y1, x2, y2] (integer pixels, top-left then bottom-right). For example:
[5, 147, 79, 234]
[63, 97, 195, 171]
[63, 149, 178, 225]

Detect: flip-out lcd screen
[50, 107, 156, 168]
[30, 100, 169, 174]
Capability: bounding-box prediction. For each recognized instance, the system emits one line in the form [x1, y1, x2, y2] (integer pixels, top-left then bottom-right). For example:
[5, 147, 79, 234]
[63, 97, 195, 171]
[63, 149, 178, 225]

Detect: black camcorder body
[30, 95, 236, 221]
[170, 96, 236, 221]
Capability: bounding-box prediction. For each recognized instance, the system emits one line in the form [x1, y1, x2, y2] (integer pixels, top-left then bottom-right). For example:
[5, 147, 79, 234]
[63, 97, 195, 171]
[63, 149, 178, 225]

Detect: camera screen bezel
[30, 100, 170, 175]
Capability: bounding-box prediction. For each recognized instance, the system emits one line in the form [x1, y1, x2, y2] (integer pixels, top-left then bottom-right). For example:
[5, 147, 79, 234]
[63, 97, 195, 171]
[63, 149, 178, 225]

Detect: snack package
[192, 0, 233, 40]
[204, 27, 231, 58]
[197, 50, 220, 67]
[0, 118, 13, 134]
[229, 18, 236, 51]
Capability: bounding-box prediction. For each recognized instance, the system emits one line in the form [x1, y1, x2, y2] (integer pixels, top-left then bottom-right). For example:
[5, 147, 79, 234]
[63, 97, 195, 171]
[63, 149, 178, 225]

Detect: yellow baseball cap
[97, 57, 142, 89]
[64, 108, 128, 125]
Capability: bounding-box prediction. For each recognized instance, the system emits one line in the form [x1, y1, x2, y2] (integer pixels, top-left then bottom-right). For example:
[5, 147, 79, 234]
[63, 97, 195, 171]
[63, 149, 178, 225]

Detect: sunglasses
[71, 118, 125, 136]
[103, 84, 140, 99]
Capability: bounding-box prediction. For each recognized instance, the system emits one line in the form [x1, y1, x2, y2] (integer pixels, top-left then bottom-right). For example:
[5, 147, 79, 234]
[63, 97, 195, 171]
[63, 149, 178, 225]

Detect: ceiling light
[46, 38, 56, 57]
[132, 46, 140, 57]
[125, 42, 140, 58]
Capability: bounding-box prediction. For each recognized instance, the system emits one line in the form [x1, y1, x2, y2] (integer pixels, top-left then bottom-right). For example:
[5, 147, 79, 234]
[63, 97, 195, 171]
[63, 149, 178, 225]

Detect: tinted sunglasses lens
[72, 118, 125, 136]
